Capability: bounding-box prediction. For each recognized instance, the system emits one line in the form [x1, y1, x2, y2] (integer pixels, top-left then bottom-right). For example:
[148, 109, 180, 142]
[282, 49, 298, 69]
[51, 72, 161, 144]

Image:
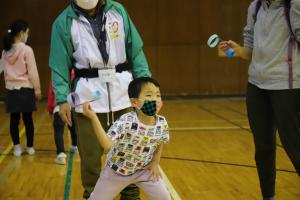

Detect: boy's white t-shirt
[106, 111, 169, 176]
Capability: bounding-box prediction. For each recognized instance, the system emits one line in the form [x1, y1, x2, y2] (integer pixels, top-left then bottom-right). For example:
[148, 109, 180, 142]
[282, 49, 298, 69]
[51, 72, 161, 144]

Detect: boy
[82, 77, 171, 200]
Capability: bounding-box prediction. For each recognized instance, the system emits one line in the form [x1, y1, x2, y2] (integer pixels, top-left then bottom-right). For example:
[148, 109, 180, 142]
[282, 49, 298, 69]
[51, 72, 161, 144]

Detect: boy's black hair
[128, 77, 160, 98]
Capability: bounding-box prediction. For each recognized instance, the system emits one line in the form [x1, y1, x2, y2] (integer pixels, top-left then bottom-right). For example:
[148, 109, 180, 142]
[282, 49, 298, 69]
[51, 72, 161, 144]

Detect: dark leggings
[53, 112, 77, 154]
[246, 83, 300, 198]
[10, 112, 34, 147]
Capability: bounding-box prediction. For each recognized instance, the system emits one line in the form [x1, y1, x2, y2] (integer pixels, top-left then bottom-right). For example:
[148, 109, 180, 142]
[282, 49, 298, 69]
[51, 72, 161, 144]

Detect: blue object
[226, 48, 235, 57]
[91, 90, 101, 101]
[67, 90, 101, 107]
[208, 34, 235, 58]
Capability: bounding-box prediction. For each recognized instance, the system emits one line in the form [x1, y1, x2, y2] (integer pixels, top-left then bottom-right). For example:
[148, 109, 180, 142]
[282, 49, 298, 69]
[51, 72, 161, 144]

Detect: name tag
[98, 68, 117, 83]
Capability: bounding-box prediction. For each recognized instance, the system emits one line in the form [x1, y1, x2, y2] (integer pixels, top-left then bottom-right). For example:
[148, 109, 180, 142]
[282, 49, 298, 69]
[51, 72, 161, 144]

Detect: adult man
[49, 0, 151, 199]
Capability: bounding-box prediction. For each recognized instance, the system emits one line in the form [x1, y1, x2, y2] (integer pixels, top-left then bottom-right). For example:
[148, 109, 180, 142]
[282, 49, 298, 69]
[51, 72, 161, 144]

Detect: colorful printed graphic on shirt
[106, 111, 169, 176]
[108, 21, 120, 39]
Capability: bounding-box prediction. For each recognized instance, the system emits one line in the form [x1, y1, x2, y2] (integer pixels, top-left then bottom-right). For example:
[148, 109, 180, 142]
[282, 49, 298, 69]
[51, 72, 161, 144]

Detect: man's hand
[59, 103, 72, 126]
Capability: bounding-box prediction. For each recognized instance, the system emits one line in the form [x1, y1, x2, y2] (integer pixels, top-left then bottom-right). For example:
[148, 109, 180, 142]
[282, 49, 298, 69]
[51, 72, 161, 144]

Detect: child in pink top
[1, 19, 41, 156]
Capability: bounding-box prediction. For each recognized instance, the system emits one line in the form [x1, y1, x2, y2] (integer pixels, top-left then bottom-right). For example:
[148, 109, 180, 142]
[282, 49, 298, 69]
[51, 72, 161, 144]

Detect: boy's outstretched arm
[218, 40, 252, 60]
[82, 103, 113, 151]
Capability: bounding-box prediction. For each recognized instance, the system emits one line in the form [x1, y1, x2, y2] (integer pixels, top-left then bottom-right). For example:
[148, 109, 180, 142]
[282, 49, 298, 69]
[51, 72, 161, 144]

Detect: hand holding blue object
[207, 34, 235, 57]
[67, 91, 101, 107]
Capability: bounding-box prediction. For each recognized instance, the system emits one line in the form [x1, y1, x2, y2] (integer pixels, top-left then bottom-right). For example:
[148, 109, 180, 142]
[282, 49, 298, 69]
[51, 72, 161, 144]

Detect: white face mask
[75, 0, 99, 10]
[21, 34, 28, 44]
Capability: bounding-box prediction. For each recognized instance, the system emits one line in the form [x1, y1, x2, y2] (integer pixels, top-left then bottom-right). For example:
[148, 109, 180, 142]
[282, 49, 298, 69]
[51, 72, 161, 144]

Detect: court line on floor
[221, 105, 247, 116]
[0, 126, 25, 164]
[0, 113, 48, 188]
[161, 156, 297, 174]
[198, 105, 284, 148]
[198, 105, 250, 132]
[159, 166, 182, 200]
[0, 113, 48, 164]
[64, 151, 75, 200]
[169, 126, 250, 131]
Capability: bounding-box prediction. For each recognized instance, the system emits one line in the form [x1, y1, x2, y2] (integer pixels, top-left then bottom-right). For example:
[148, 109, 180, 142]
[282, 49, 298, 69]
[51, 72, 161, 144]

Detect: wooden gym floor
[0, 98, 299, 200]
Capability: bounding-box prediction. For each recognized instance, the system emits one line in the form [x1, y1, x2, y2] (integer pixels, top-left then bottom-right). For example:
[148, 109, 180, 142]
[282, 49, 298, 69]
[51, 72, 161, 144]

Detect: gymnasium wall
[0, 0, 252, 98]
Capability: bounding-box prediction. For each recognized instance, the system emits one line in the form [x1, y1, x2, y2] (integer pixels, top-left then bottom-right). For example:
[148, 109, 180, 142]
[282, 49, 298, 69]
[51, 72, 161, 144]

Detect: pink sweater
[1, 43, 41, 93]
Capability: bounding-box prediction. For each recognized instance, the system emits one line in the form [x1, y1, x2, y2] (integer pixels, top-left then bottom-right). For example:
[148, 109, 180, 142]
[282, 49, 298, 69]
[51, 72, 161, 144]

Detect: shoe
[26, 147, 35, 155]
[69, 145, 78, 153]
[13, 144, 23, 157]
[54, 152, 67, 165]
[83, 190, 90, 199]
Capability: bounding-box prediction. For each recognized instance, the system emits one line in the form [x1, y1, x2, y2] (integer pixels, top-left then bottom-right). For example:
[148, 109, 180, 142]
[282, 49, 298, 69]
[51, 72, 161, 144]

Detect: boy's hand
[144, 161, 160, 182]
[82, 102, 97, 120]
